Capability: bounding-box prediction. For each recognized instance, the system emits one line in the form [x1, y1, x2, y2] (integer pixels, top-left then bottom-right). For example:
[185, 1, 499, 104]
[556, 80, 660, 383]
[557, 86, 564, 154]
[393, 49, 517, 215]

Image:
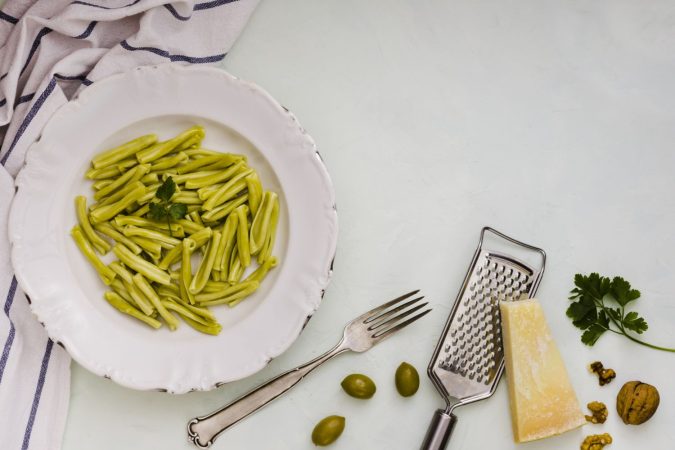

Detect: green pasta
[94, 164, 149, 201]
[74, 126, 280, 335]
[92, 134, 158, 169]
[181, 238, 197, 305]
[136, 126, 204, 164]
[105, 292, 161, 329]
[189, 231, 222, 294]
[127, 235, 163, 259]
[92, 179, 113, 190]
[189, 227, 213, 249]
[200, 194, 248, 223]
[218, 212, 238, 273]
[89, 184, 146, 224]
[235, 205, 251, 267]
[132, 273, 178, 330]
[181, 315, 222, 336]
[71, 226, 116, 285]
[198, 281, 259, 307]
[176, 153, 242, 174]
[202, 168, 252, 210]
[140, 172, 159, 184]
[94, 222, 143, 254]
[158, 244, 182, 270]
[110, 279, 136, 306]
[150, 151, 188, 171]
[113, 244, 171, 285]
[161, 299, 213, 327]
[122, 279, 154, 315]
[95, 181, 145, 209]
[194, 281, 258, 303]
[109, 261, 134, 283]
[86, 165, 121, 180]
[249, 191, 277, 255]
[184, 160, 245, 189]
[245, 172, 263, 216]
[227, 246, 244, 284]
[75, 196, 111, 254]
[121, 225, 181, 248]
[114, 215, 185, 237]
[258, 194, 280, 264]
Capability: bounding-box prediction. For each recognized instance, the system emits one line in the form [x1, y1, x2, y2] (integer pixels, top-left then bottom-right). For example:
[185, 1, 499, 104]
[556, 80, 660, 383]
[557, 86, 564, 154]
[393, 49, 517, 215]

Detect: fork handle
[419, 409, 457, 450]
[187, 344, 347, 448]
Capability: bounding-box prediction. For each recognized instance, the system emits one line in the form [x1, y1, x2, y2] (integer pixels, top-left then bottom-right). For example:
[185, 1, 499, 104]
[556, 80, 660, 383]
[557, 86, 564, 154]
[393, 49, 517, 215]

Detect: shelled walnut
[580, 433, 612, 450]
[589, 361, 616, 386]
[585, 401, 608, 424]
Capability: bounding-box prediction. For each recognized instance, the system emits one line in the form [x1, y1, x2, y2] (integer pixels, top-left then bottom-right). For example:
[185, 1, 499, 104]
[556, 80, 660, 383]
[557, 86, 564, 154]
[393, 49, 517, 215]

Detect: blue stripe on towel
[195, 0, 239, 10]
[74, 21, 97, 39]
[0, 277, 18, 384]
[0, 78, 58, 166]
[21, 339, 54, 450]
[0, 10, 18, 24]
[17, 92, 35, 105]
[54, 73, 93, 86]
[71, 0, 141, 9]
[165, 0, 239, 20]
[120, 40, 226, 63]
[163, 4, 190, 21]
[20, 28, 53, 76]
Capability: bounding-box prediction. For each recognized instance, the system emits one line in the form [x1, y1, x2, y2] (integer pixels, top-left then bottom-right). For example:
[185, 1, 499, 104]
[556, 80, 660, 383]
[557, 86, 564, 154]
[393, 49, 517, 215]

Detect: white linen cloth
[0, 1, 258, 448]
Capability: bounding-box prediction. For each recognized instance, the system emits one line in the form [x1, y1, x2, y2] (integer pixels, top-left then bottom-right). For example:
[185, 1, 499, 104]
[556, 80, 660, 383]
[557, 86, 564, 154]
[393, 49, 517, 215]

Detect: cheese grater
[420, 227, 546, 450]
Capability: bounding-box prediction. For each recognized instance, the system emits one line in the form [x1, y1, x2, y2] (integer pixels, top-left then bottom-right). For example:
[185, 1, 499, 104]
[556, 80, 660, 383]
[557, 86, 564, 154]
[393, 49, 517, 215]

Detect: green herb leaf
[148, 202, 168, 220]
[146, 177, 186, 233]
[168, 203, 187, 220]
[622, 311, 648, 334]
[581, 324, 607, 346]
[610, 276, 641, 306]
[568, 272, 674, 353]
[566, 295, 596, 329]
[156, 177, 176, 202]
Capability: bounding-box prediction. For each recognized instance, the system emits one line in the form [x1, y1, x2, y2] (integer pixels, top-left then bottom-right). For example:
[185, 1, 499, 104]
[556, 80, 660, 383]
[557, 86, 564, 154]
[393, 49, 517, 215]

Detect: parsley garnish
[147, 177, 187, 234]
[567, 273, 675, 352]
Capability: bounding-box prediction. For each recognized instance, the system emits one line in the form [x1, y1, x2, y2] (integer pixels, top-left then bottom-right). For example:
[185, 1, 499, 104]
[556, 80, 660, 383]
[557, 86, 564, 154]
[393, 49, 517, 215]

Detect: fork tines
[364, 289, 431, 339]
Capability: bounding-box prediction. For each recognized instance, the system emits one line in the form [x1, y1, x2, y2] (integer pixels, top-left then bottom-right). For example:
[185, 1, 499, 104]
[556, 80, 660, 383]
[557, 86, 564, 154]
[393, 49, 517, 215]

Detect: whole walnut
[616, 381, 660, 425]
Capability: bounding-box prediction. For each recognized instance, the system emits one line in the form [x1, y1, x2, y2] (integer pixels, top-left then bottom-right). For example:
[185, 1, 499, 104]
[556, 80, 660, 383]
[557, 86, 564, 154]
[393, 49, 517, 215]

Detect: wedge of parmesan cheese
[500, 298, 586, 443]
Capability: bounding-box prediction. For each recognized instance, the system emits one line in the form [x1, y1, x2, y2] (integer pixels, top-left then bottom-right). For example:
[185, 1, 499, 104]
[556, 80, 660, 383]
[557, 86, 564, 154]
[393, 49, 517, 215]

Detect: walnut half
[616, 381, 660, 425]
[580, 433, 613, 450]
[585, 401, 608, 424]
[589, 361, 616, 386]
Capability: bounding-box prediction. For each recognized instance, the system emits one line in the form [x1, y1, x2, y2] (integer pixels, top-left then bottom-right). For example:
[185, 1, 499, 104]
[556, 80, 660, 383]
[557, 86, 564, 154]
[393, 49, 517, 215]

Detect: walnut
[616, 381, 660, 425]
[585, 401, 608, 424]
[589, 361, 616, 386]
[580, 433, 613, 450]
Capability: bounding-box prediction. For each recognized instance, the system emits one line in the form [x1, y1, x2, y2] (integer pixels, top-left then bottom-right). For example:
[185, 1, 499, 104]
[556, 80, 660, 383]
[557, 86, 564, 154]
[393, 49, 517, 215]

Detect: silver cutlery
[188, 289, 431, 448]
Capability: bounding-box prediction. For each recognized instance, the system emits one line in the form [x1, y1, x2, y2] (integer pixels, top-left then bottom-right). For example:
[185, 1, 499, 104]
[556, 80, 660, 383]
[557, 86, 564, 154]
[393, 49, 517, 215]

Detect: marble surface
[61, 1, 675, 449]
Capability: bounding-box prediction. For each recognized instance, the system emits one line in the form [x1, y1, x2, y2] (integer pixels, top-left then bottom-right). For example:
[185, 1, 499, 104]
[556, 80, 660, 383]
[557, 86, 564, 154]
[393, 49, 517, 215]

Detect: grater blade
[427, 227, 546, 411]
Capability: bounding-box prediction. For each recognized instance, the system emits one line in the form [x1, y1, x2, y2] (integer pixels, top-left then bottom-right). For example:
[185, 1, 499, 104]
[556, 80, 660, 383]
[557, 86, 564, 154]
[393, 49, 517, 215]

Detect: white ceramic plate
[8, 64, 337, 393]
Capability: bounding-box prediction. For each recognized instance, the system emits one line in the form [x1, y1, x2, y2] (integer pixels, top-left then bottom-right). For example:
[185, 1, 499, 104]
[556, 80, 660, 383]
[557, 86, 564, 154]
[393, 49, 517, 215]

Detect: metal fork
[187, 290, 431, 448]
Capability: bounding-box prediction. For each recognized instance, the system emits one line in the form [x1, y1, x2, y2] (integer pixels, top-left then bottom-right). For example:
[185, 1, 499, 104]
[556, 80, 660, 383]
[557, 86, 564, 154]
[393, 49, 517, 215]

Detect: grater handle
[419, 409, 457, 450]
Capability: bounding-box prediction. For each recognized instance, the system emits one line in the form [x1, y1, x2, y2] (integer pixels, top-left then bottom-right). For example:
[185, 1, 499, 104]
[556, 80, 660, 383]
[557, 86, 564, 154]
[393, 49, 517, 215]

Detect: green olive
[311, 415, 345, 446]
[395, 362, 420, 397]
[340, 373, 377, 399]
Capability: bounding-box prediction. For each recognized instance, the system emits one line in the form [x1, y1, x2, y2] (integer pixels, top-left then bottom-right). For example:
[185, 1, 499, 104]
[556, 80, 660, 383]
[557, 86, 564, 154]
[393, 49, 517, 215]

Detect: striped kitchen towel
[0, 1, 258, 448]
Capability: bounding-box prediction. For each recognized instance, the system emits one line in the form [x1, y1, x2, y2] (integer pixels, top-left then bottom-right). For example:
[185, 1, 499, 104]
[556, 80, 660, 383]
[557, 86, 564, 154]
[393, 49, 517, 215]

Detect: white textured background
[62, 1, 675, 449]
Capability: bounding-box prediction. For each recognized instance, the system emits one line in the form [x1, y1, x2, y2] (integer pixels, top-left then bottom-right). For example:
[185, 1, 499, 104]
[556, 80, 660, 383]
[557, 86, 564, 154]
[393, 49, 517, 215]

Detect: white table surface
[62, 1, 675, 449]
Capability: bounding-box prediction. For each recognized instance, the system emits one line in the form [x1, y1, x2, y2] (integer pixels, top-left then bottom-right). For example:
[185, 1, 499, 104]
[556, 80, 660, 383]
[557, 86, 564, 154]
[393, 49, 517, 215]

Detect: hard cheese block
[500, 298, 586, 443]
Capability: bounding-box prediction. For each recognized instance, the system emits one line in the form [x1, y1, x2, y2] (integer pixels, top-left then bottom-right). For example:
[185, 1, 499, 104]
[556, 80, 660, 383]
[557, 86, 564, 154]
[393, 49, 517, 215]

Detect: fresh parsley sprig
[567, 273, 675, 352]
[147, 177, 187, 234]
